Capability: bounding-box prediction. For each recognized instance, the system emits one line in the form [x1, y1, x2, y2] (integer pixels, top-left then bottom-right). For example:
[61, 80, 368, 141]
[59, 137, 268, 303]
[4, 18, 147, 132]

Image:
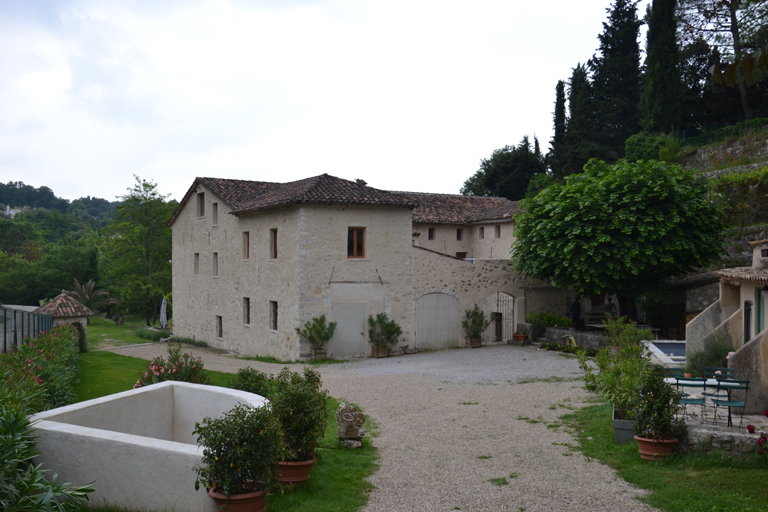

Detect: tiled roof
[35, 293, 96, 318]
[398, 192, 519, 225]
[667, 272, 720, 289]
[168, 174, 519, 226]
[716, 267, 768, 286]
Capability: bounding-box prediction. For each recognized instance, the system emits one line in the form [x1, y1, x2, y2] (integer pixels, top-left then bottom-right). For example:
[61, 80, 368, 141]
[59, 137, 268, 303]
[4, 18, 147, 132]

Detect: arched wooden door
[415, 293, 460, 349]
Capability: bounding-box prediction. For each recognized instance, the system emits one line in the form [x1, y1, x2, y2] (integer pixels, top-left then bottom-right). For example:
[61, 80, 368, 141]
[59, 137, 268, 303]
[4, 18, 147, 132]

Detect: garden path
[107, 343, 657, 512]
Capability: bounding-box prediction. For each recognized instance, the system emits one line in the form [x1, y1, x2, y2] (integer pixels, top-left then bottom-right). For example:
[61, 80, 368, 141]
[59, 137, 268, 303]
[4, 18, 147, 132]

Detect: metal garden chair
[711, 379, 750, 428]
[675, 378, 707, 423]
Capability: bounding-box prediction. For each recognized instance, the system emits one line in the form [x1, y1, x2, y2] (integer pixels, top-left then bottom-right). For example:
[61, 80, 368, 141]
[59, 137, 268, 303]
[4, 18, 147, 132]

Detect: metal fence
[1, 306, 54, 353]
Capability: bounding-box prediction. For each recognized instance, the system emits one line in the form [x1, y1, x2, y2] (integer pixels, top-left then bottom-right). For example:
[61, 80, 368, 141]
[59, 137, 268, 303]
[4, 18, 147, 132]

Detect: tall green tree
[462, 136, 547, 201]
[548, 80, 568, 177]
[561, 64, 599, 176]
[589, 0, 643, 161]
[640, 0, 682, 132]
[102, 176, 176, 326]
[512, 159, 724, 320]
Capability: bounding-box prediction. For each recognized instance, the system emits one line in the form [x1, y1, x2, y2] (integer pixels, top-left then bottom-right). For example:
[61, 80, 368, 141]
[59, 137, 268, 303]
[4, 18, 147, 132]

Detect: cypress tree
[548, 80, 567, 177]
[640, 0, 681, 133]
[589, 0, 642, 161]
[561, 64, 598, 176]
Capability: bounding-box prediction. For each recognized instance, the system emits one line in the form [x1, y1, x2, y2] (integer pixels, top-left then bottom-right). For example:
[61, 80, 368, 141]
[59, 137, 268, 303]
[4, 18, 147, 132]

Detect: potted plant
[578, 317, 652, 444]
[634, 364, 684, 461]
[462, 304, 495, 348]
[194, 403, 285, 512]
[295, 315, 337, 361]
[271, 367, 329, 483]
[513, 324, 528, 342]
[368, 313, 403, 358]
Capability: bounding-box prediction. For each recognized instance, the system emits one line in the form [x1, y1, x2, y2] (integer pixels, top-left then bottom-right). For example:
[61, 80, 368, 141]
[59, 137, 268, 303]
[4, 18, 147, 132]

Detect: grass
[75, 351, 379, 512]
[487, 477, 508, 486]
[86, 317, 158, 350]
[562, 401, 768, 512]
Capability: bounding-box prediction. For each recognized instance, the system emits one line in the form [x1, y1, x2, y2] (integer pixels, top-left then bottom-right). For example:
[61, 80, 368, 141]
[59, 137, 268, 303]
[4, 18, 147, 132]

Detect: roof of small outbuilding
[715, 267, 768, 286]
[35, 293, 96, 318]
[169, 174, 521, 227]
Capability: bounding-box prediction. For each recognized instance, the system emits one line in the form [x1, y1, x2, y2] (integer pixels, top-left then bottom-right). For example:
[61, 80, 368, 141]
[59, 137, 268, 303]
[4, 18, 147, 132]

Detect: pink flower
[726, 351, 735, 359]
[748, 425, 756, 434]
[715, 370, 722, 375]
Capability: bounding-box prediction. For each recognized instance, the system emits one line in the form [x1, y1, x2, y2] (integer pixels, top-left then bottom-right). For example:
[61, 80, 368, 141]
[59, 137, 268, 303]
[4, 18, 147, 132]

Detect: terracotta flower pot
[684, 373, 692, 378]
[372, 346, 389, 358]
[208, 487, 266, 512]
[634, 435, 678, 461]
[512, 334, 528, 342]
[275, 458, 317, 484]
[470, 337, 482, 348]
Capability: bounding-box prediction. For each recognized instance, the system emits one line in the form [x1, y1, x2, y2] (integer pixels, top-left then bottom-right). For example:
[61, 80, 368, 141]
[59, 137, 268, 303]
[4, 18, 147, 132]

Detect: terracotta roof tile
[397, 192, 519, 225]
[716, 267, 768, 286]
[35, 293, 96, 318]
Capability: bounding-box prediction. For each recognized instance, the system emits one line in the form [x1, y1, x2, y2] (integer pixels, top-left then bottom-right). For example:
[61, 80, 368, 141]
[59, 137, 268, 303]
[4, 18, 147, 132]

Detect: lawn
[75, 350, 378, 512]
[85, 317, 161, 350]
[563, 402, 768, 512]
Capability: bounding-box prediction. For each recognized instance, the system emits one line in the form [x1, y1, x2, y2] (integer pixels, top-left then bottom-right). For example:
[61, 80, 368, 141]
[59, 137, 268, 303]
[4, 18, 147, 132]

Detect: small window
[348, 227, 365, 258]
[479, 227, 484, 240]
[194, 253, 199, 276]
[197, 193, 205, 217]
[428, 228, 435, 240]
[243, 297, 250, 325]
[215, 315, 222, 338]
[212, 252, 218, 277]
[495, 225, 501, 238]
[762, 249, 768, 257]
[242, 232, 250, 260]
[270, 229, 278, 259]
[270, 301, 278, 331]
[456, 252, 467, 259]
[212, 203, 218, 226]
[456, 229, 463, 241]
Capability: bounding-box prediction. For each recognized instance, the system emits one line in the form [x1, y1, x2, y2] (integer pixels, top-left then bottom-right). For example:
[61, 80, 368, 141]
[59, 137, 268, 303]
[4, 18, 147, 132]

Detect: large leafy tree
[640, 0, 682, 133]
[462, 136, 547, 201]
[589, 0, 643, 161]
[102, 176, 176, 326]
[512, 159, 725, 319]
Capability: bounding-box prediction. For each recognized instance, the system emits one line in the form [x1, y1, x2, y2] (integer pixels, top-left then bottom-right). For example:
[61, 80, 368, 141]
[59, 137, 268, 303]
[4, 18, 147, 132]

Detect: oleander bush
[133, 343, 210, 388]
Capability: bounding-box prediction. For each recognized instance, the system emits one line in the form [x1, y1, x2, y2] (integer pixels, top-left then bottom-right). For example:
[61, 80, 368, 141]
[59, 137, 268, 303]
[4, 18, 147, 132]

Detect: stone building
[34, 292, 95, 336]
[168, 174, 566, 360]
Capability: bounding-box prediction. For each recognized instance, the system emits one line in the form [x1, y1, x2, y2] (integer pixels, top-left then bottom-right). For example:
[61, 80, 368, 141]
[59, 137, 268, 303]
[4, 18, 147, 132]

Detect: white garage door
[328, 303, 366, 358]
[415, 293, 460, 349]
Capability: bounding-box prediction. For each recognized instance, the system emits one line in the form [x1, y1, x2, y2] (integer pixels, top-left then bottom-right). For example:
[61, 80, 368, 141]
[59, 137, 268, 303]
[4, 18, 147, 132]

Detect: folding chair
[705, 367, 735, 380]
[665, 367, 685, 378]
[711, 379, 749, 428]
[675, 378, 707, 423]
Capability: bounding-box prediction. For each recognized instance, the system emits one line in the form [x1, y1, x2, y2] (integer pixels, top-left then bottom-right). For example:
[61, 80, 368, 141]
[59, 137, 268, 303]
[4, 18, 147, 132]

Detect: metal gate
[494, 293, 515, 343]
[415, 293, 460, 349]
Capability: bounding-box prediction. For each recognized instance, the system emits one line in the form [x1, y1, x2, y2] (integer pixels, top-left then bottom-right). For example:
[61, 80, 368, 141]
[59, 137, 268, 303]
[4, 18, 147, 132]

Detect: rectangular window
[348, 227, 365, 258]
[456, 228, 463, 241]
[194, 253, 199, 276]
[212, 203, 218, 226]
[479, 227, 484, 239]
[428, 228, 435, 240]
[242, 231, 250, 260]
[215, 315, 222, 338]
[270, 229, 278, 259]
[197, 193, 205, 217]
[270, 301, 278, 331]
[243, 298, 250, 325]
[212, 252, 218, 277]
[495, 225, 501, 238]
[456, 252, 467, 259]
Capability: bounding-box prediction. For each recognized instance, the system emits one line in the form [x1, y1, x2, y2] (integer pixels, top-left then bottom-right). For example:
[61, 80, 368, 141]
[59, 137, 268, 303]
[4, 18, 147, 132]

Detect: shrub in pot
[578, 317, 652, 443]
[634, 364, 684, 461]
[271, 367, 329, 483]
[367, 313, 403, 357]
[462, 304, 495, 348]
[193, 402, 285, 510]
[295, 315, 337, 361]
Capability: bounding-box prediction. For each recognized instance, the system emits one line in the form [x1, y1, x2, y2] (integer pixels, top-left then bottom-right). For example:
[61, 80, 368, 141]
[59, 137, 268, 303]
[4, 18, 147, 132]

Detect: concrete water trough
[31, 381, 267, 512]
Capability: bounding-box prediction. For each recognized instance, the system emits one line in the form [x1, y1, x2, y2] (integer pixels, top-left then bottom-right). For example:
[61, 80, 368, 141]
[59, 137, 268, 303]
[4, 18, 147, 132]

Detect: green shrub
[526, 311, 572, 327]
[166, 336, 207, 347]
[193, 403, 285, 497]
[683, 117, 768, 148]
[295, 315, 337, 350]
[461, 304, 494, 339]
[540, 341, 598, 357]
[367, 313, 403, 347]
[0, 395, 94, 510]
[72, 321, 88, 353]
[271, 367, 329, 462]
[135, 328, 169, 342]
[0, 325, 81, 412]
[228, 367, 276, 399]
[635, 364, 684, 440]
[134, 344, 210, 388]
[686, 330, 733, 377]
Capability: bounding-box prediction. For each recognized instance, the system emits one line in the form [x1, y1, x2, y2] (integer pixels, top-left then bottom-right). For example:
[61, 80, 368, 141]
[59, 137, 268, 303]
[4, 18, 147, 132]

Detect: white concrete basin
[31, 381, 267, 512]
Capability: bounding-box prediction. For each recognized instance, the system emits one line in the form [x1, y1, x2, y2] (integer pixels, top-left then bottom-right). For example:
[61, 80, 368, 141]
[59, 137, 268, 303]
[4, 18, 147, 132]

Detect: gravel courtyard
[107, 343, 656, 512]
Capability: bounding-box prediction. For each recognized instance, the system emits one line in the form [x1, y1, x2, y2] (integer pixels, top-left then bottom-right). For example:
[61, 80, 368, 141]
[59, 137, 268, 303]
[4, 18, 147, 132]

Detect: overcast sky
[0, 0, 651, 203]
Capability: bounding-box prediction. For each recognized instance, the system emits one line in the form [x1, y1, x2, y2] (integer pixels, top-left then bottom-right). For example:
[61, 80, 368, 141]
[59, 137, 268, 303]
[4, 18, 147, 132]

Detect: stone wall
[677, 423, 759, 458]
[727, 328, 768, 414]
[412, 221, 515, 259]
[544, 327, 609, 351]
[686, 282, 720, 314]
[680, 133, 768, 171]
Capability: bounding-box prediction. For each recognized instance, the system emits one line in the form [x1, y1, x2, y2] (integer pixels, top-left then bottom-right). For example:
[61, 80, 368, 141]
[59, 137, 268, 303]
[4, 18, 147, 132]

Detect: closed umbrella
[159, 297, 168, 329]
